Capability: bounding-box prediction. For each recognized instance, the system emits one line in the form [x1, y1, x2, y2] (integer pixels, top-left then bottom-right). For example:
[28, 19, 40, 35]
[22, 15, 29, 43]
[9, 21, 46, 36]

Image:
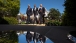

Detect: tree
[48, 8, 61, 20]
[62, 0, 76, 26]
[0, 0, 20, 17]
[0, 0, 7, 16]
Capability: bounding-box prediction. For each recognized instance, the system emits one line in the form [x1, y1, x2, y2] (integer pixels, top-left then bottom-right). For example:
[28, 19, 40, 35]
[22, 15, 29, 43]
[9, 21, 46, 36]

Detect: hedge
[3, 17, 18, 25]
[0, 17, 9, 24]
[45, 20, 61, 26]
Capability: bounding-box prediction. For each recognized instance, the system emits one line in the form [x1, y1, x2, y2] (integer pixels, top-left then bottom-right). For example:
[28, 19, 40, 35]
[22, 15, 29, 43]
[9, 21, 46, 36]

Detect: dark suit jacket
[26, 33, 32, 41]
[33, 7, 38, 16]
[38, 7, 45, 15]
[26, 8, 32, 16]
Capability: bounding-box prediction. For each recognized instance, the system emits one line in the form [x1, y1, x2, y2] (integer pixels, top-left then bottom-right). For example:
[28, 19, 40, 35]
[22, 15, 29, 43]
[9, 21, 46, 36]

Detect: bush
[0, 17, 9, 24]
[3, 17, 18, 25]
[45, 20, 61, 26]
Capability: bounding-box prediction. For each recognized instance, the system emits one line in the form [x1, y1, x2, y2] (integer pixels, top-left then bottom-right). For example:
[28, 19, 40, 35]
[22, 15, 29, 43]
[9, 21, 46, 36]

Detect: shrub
[45, 20, 61, 26]
[3, 17, 18, 25]
[0, 17, 9, 24]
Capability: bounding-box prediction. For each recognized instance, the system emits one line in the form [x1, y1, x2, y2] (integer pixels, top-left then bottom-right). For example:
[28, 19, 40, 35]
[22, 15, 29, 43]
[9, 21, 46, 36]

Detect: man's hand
[43, 13, 45, 16]
[40, 10, 42, 12]
[40, 38, 42, 39]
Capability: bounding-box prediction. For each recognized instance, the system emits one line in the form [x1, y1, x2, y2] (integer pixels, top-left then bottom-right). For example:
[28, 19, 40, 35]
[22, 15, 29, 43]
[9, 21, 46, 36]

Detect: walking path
[18, 24, 46, 26]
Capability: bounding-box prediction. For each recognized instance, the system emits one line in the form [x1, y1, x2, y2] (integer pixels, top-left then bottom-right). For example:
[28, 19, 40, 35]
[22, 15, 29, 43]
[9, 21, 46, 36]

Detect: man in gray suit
[38, 4, 45, 24]
[26, 4, 32, 24]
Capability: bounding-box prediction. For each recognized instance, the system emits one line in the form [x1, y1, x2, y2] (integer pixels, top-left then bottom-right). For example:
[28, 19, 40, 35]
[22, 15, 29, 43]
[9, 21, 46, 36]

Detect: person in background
[26, 31, 32, 43]
[38, 4, 45, 24]
[21, 15, 25, 23]
[17, 14, 22, 24]
[33, 4, 38, 24]
[26, 4, 32, 24]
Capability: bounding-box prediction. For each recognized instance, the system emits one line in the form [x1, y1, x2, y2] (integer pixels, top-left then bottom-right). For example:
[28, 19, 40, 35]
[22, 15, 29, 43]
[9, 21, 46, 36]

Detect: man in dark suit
[38, 4, 45, 24]
[33, 4, 38, 24]
[26, 4, 32, 24]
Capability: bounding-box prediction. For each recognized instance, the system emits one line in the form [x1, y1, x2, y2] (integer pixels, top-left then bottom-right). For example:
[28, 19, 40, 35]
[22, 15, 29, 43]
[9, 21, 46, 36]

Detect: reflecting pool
[17, 31, 54, 43]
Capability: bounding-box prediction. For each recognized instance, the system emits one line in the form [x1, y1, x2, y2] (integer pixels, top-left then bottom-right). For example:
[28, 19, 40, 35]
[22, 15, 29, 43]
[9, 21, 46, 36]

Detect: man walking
[26, 4, 32, 24]
[17, 13, 22, 24]
[38, 4, 45, 24]
[33, 4, 38, 24]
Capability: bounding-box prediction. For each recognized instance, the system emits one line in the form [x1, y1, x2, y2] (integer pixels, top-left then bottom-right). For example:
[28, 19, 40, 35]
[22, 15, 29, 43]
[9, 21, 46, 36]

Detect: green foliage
[9, 31, 18, 42]
[0, 31, 18, 43]
[21, 22, 26, 24]
[3, 17, 18, 25]
[0, 17, 9, 24]
[62, 0, 76, 26]
[61, 12, 68, 26]
[0, 0, 20, 17]
[48, 8, 61, 20]
[46, 20, 61, 26]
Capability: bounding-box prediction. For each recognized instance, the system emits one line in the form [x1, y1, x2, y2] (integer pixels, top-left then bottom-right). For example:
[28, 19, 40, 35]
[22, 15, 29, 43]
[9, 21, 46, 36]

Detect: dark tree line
[62, 0, 76, 26]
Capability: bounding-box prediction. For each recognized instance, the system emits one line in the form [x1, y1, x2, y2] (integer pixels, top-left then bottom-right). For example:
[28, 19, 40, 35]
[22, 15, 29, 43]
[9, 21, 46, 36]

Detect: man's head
[40, 4, 42, 7]
[34, 4, 36, 7]
[28, 4, 30, 8]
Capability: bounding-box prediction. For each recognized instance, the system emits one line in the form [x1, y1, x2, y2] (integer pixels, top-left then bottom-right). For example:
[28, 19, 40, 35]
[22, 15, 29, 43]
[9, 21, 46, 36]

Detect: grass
[21, 22, 26, 24]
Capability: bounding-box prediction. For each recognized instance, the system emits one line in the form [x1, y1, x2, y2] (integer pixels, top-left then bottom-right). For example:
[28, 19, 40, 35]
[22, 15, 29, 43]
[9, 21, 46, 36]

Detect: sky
[20, 0, 65, 14]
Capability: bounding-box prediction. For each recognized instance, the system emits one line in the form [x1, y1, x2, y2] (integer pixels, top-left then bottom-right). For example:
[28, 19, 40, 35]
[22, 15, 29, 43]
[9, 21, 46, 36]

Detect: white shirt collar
[40, 6, 42, 8]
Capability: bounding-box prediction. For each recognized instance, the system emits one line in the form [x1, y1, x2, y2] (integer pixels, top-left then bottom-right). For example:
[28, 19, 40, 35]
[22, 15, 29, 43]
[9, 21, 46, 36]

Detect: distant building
[18, 12, 21, 15]
[44, 8, 49, 17]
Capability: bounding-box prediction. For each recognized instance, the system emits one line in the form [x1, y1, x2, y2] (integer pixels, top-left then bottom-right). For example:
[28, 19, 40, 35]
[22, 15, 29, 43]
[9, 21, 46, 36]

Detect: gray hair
[28, 4, 30, 6]
[40, 4, 42, 6]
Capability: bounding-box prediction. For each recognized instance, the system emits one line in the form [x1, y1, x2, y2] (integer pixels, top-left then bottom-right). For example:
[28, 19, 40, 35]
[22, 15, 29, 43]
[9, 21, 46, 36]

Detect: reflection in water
[17, 31, 54, 43]
[0, 31, 18, 43]
[0, 31, 54, 43]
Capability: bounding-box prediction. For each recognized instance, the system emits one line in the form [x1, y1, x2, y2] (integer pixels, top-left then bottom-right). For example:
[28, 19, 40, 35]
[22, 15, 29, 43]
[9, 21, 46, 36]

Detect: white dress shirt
[34, 7, 36, 11]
